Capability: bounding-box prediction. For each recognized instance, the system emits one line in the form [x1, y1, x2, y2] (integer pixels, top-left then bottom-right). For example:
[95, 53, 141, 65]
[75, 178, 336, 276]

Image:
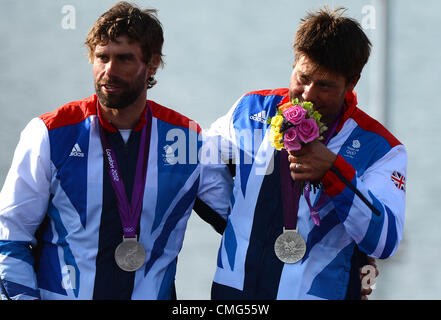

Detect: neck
[323, 114, 338, 128]
[99, 94, 147, 130]
[325, 104, 346, 127]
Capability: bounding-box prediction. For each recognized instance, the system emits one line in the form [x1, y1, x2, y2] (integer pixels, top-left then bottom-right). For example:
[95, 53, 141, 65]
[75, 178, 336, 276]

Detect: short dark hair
[293, 7, 371, 81]
[85, 2, 164, 87]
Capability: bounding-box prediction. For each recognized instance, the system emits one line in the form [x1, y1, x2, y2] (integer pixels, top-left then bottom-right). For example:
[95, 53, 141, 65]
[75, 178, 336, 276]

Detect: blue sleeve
[0, 118, 51, 299]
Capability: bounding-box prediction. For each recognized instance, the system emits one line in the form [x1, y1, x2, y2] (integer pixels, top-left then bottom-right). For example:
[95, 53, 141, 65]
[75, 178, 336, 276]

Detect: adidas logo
[249, 110, 268, 124]
[69, 143, 85, 157]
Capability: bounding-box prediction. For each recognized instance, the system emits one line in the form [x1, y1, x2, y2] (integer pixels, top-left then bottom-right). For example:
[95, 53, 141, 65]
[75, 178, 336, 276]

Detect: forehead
[94, 35, 143, 56]
[294, 55, 344, 83]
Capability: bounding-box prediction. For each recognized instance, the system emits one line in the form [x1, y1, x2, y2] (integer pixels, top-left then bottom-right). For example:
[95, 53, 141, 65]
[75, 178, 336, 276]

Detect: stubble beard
[95, 70, 147, 110]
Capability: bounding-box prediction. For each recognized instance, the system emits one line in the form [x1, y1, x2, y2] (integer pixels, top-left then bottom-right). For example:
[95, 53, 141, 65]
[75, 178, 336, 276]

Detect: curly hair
[293, 7, 371, 82]
[85, 1, 164, 88]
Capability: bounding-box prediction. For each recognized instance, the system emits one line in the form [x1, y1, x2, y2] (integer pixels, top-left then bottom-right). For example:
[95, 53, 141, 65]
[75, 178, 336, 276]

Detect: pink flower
[284, 127, 302, 151]
[297, 118, 319, 143]
[283, 105, 306, 125]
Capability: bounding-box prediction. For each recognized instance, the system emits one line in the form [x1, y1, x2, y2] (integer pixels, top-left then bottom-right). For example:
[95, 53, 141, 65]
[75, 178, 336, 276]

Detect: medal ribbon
[280, 151, 301, 230]
[99, 104, 152, 239]
[280, 107, 343, 229]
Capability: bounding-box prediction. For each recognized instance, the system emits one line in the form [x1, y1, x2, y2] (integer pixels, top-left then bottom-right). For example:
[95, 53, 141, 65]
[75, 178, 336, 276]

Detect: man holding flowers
[205, 7, 406, 300]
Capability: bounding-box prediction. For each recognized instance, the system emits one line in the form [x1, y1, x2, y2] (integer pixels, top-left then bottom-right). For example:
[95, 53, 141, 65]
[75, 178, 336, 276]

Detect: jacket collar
[95, 95, 148, 133]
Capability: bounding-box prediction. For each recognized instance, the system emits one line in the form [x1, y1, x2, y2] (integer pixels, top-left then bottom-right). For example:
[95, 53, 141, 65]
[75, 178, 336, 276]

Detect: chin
[97, 93, 126, 109]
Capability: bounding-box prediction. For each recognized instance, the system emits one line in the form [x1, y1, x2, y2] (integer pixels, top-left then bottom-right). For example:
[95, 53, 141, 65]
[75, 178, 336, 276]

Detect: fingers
[289, 162, 302, 173]
[288, 149, 305, 157]
[366, 257, 379, 277]
[288, 155, 304, 172]
[288, 153, 302, 172]
[366, 256, 377, 267]
[361, 287, 372, 296]
[288, 154, 310, 182]
[288, 154, 297, 164]
[361, 287, 372, 300]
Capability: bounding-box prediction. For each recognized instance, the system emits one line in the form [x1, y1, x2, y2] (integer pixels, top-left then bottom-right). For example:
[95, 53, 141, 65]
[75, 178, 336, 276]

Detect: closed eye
[316, 81, 335, 89]
[298, 74, 310, 85]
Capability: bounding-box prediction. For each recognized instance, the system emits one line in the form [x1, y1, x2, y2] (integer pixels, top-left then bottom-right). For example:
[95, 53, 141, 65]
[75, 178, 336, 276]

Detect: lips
[101, 83, 123, 93]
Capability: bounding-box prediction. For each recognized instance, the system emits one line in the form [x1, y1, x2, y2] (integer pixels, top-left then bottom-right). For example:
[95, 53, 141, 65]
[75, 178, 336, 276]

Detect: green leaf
[303, 101, 313, 110]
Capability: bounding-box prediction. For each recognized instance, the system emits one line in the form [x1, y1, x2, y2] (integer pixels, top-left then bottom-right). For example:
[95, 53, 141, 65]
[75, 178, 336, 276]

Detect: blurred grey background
[0, 0, 440, 299]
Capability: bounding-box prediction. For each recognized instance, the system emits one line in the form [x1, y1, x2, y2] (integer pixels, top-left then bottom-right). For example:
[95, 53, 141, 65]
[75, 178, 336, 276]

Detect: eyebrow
[94, 51, 138, 61]
[299, 71, 337, 87]
[315, 79, 337, 87]
[116, 53, 136, 60]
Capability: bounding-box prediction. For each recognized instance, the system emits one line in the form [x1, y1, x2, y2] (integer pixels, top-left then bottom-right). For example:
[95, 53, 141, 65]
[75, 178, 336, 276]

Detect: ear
[147, 54, 161, 77]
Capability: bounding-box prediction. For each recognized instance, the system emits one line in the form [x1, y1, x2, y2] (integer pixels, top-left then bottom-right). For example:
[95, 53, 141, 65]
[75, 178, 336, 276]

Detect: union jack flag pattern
[391, 171, 406, 191]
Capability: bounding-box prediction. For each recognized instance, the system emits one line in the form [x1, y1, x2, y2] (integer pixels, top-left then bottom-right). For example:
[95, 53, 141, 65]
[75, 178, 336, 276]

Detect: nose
[104, 59, 117, 78]
[302, 83, 317, 103]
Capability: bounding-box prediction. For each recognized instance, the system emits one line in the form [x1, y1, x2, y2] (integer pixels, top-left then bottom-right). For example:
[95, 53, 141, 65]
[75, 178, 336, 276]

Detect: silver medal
[274, 229, 306, 264]
[115, 237, 146, 272]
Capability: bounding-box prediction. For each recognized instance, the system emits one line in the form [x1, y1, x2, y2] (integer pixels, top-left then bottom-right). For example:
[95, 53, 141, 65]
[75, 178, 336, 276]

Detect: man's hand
[360, 257, 379, 300]
[288, 140, 337, 182]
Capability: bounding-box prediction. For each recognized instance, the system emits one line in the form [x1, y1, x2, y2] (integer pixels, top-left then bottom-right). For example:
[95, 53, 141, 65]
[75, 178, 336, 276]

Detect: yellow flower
[274, 132, 283, 142]
[273, 141, 284, 151]
[271, 115, 284, 128]
[269, 128, 284, 151]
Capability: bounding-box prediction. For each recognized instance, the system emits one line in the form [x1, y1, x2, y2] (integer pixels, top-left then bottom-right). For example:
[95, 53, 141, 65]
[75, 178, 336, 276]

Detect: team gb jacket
[0, 94, 232, 300]
[208, 89, 407, 300]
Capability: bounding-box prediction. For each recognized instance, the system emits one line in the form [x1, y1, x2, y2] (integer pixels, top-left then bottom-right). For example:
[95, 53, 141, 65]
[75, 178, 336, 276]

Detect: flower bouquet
[270, 98, 328, 226]
[270, 98, 327, 151]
